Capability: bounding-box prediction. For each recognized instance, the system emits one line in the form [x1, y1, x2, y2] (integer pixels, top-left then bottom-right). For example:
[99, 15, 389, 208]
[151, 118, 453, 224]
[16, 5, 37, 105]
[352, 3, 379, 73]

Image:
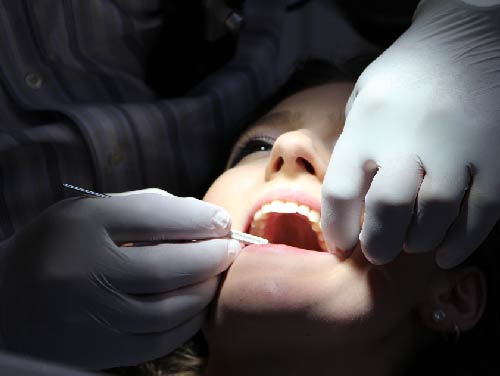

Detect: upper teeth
[250, 200, 326, 251]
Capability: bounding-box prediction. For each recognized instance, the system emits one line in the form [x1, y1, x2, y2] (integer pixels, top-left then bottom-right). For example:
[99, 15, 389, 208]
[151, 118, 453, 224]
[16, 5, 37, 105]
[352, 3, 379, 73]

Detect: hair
[107, 59, 500, 375]
[107, 333, 208, 376]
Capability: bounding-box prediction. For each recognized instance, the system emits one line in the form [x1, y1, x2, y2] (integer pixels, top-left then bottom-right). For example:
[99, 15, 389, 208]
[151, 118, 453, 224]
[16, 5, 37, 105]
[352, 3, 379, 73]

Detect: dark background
[146, 0, 421, 97]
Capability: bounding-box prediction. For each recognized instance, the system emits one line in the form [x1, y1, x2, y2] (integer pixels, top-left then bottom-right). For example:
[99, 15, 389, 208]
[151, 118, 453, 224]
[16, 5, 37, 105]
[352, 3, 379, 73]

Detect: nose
[264, 130, 327, 181]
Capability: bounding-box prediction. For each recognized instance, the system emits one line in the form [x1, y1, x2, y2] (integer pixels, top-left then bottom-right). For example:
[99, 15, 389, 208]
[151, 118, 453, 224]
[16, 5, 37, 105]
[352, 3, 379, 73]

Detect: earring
[432, 309, 446, 323]
[432, 309, 461, 341]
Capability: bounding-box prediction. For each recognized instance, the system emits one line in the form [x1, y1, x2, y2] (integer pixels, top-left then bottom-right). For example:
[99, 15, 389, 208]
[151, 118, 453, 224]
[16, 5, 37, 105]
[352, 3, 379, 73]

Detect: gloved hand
[321, 0, 500, 268]
[0, 189, 240, 369]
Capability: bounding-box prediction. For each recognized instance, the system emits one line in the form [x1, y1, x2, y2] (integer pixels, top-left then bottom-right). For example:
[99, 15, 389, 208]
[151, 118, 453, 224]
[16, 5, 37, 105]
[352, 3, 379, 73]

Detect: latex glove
[0, 189, 240, 369]
[321, 0, 500, 268]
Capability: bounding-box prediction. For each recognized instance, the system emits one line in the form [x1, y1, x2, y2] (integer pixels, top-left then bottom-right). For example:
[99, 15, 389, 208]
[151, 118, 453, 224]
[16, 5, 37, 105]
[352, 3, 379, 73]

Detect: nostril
[274, 157, 284, 171]
[296, 157, 315, 175]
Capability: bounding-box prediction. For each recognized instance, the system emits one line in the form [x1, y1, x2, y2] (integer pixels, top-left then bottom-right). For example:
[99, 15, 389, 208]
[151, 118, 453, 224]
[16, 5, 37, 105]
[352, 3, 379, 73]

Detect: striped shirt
[0, 0, 377, 242]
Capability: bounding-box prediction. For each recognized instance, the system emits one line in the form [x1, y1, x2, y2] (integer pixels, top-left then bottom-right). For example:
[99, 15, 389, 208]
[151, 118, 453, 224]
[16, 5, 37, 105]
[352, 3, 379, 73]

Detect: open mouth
[246, 199, 326, 252]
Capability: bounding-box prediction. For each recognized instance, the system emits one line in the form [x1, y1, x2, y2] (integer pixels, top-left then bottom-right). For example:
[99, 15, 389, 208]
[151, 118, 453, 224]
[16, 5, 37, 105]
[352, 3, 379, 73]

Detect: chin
[204, 245, 376, 352]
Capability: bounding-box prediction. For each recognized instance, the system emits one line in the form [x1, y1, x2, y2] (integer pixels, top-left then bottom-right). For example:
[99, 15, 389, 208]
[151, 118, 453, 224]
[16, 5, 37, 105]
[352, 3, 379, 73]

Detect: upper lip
[243, 188, 321, 233]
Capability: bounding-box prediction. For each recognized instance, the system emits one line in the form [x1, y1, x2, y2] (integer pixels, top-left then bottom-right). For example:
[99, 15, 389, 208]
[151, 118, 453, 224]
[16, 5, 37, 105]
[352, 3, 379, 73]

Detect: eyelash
[228, 135, 275, 168]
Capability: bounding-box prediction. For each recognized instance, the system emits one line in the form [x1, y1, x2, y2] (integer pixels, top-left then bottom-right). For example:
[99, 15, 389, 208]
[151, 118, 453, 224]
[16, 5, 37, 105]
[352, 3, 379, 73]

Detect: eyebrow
[254, 108, 345, 133]
[253, 110, 304, 128]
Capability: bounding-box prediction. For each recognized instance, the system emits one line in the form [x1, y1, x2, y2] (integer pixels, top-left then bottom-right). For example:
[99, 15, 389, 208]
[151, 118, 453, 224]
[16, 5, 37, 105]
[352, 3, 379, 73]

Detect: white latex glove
[0, 189, 240, 369]
[321, 0, 500, 268]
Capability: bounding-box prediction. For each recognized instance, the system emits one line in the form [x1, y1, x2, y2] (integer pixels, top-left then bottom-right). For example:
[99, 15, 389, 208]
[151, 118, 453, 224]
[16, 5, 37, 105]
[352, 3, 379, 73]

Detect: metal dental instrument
[62, 183, 111, 198]
[229, 230, 268, 245]
[62, 183, 269, 245]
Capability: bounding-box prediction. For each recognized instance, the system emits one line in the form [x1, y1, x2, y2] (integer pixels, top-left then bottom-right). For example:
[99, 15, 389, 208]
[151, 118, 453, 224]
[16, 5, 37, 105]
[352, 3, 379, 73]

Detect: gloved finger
[93, 193, 231, 243]
[88, 312, 205, 369]
[404, 165, 470, 253]
[321, 145, 376, 254]
[360, 157, 423, 265]
[344, 84, 359, 118]
[108, 239, 241, 294]
[435, 184, 500, 269]
[104, 278, 218, 334]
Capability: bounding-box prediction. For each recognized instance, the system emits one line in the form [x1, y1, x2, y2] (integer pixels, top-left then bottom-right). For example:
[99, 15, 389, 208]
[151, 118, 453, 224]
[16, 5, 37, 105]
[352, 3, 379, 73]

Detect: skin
[201, 83, 451, 376]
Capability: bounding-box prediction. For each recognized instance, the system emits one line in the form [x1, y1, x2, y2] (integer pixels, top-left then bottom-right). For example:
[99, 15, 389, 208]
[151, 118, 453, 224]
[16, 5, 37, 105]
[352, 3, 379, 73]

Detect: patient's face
[203, 83, 437, 353]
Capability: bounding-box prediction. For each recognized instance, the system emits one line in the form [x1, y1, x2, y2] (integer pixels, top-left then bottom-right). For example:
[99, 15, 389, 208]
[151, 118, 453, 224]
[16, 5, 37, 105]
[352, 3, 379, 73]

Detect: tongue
[261, 213, 321, 251]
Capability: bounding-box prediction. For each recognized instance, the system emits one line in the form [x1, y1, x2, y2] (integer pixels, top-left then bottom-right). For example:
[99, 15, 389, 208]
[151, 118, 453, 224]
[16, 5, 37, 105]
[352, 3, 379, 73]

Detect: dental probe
[229, 230, 268, 245]
[62, 183, 269, 245]
[62, 183, 111, 198]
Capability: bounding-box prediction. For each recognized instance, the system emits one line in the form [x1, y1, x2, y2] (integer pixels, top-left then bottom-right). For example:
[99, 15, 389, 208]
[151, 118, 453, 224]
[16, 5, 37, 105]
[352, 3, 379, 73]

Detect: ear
[417, 267, 487, 335]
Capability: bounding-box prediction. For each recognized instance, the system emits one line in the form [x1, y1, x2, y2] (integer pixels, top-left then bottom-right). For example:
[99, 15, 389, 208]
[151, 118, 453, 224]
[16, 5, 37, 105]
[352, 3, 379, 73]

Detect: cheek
[203, 164, 264, 230]
[321, 251, 435, 336]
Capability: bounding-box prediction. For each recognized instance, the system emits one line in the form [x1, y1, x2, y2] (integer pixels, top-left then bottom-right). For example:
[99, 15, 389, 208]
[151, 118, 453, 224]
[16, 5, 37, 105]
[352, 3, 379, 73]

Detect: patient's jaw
[202, 83, 440, 375]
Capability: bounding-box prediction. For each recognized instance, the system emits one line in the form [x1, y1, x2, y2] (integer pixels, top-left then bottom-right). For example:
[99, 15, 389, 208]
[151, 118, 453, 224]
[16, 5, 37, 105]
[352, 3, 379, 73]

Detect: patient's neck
[203, 328, 415, 376]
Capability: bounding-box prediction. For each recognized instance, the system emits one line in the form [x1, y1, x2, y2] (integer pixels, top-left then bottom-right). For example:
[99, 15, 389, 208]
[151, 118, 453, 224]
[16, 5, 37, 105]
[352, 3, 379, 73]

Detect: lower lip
[243, 243, 329, 255]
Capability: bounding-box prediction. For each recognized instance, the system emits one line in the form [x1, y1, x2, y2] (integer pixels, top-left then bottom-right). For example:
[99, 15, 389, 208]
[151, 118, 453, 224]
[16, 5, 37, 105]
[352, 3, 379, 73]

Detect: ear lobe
[417, 267, 487, 335]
